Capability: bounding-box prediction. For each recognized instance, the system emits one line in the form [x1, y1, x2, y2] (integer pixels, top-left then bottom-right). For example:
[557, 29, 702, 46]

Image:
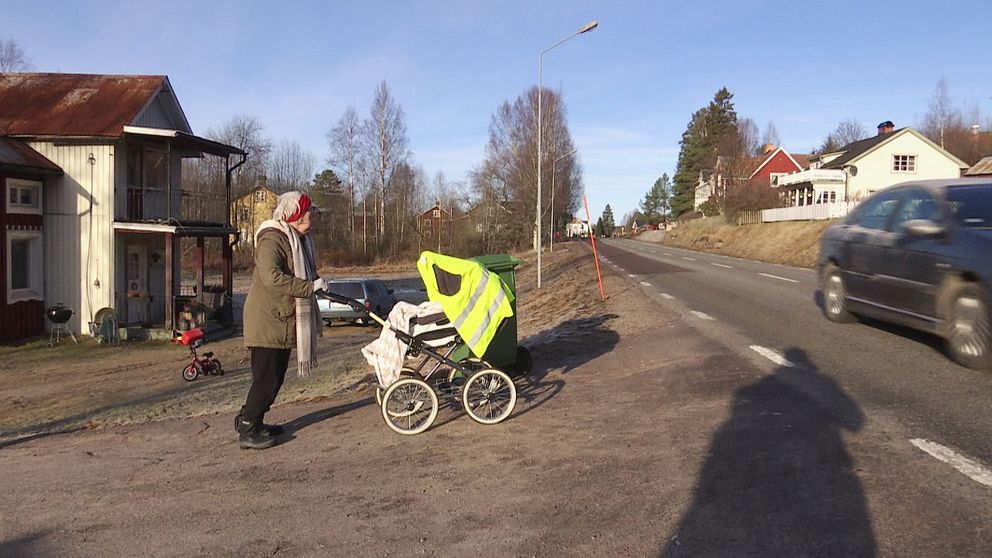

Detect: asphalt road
[598, 238, 992, 466]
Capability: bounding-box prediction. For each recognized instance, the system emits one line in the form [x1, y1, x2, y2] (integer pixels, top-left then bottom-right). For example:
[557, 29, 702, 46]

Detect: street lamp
[537, 19, 598, 288]
[550, 147, 577, 252]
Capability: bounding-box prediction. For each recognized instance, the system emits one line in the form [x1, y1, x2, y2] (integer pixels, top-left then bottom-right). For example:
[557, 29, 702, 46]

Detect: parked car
[318, 278, 396, 326]
[818, 178, 992, 370]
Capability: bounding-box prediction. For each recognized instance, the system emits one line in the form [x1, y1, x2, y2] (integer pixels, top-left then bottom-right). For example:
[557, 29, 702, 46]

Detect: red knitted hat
[285, 194, 312, 223]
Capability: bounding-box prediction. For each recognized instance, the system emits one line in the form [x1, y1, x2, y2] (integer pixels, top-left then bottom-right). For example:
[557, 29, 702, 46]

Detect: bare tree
[327, 106, 361, 241]
[268, 140, 316, 193]
[738, 118, 761, 156]
[818, 119, 868, 153]
[362, 81, 409, 256]
[922, 78, 959, 148]
[761, 121, 781, 149]
[0, 38, 30, 72]
[205, 114, 272, 198]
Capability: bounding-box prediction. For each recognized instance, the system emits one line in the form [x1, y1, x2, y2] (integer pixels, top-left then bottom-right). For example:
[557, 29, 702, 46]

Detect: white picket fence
[760, 201, 856, 223]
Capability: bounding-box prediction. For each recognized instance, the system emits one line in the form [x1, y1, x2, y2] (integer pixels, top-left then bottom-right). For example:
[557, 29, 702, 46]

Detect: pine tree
[601, 205, 615, 237]
[641, 174, 671, 223]
[672, 88, 739, 217]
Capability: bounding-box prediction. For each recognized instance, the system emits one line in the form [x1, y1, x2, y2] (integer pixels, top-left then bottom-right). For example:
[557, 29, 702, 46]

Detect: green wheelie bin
[451, 254, 532, 375]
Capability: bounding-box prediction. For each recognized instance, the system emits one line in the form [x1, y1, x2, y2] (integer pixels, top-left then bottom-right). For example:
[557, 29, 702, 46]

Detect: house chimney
[877, 120, 895, 135]
[761, 143, 776, 154]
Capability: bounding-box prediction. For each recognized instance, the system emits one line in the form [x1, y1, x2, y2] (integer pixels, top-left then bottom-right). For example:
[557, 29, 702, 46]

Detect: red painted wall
[752, 150, 803, 184]
[1, 171, 45, 341]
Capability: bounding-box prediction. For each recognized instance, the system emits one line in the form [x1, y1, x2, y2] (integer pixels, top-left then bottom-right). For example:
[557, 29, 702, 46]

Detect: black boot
[236, 410, 284, 437]
[238, 418, 276, 450]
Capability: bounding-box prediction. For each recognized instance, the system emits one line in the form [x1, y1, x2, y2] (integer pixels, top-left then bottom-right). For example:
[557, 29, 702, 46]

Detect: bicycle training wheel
[381, 377, 439, 435]
[462, 368, 516, 425]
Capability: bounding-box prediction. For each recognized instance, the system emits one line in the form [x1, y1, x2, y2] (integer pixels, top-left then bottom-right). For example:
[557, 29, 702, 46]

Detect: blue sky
[4, 0, 991, 219]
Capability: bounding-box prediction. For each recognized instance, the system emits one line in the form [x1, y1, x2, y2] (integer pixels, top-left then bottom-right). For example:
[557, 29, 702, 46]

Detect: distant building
[231, 184, 278, 248]
[418, 202, 452, 251]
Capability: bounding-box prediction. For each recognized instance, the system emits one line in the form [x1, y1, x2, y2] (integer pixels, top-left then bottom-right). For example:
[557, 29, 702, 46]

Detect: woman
[236, 191, 328, 449]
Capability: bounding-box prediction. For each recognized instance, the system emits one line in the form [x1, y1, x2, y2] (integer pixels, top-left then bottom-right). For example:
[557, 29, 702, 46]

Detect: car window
[946, 184, 992, 229]
[854, 189, 904, 230]
[329, 282, 364, 299]
[891, 189, 941, 231]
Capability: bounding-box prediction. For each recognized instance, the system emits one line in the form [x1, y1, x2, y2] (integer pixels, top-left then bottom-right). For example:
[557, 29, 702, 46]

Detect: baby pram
[318, 252, 518, 435]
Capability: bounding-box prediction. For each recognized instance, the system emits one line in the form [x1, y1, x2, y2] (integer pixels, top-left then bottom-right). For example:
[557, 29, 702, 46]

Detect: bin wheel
[448, 358, 492, 384]
[514, 346, 533, 375]
[381, 378, 438, 435]
[462, 368, 516, 425]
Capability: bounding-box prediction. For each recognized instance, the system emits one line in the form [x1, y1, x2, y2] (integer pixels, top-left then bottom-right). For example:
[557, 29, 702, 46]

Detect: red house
[748, 145, 809, 186]
[0, 137, 62, 341]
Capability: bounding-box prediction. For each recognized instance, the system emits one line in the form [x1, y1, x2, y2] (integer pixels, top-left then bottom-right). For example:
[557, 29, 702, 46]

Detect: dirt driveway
[2, 244, 990, 556]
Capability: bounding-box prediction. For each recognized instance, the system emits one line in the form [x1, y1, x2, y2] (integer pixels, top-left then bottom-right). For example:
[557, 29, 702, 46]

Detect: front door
[126, 243, 149, 325]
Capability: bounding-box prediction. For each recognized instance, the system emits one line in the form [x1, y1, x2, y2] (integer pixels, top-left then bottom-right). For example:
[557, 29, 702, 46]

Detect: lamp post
[537, 19, 598, 288]
[550, 147, 577, 252]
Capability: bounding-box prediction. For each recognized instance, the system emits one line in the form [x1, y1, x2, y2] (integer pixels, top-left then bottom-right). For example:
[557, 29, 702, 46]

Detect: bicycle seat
[203, 351, 214, 358]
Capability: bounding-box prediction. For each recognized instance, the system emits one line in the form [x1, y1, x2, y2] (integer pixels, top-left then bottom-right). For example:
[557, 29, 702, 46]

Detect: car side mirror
[387, 289, 395, 295]
[902, 219, 945, 238]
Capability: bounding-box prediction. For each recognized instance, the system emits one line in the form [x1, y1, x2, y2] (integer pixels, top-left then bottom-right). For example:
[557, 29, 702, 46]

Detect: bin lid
[470, 253, 523, 272]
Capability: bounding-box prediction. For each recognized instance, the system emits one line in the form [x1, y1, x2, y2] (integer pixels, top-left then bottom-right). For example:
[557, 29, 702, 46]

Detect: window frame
[7, 229, 44, 303]
[6, 178, 43, 215]
[892, 154, 917, 174]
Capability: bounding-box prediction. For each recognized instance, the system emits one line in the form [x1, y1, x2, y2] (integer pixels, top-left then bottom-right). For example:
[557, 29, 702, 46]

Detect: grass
[659, 218, 837, 268]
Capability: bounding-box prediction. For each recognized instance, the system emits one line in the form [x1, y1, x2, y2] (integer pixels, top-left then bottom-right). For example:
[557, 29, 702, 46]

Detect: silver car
[318, 278, 396, 326]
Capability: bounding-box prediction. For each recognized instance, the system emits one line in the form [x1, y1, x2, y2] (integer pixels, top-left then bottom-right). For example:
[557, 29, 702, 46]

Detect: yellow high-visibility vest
[417, 251, 514, 357]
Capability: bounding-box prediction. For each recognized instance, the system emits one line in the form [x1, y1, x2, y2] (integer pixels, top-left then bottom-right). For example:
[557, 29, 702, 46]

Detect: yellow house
[231, 186, 278, 248]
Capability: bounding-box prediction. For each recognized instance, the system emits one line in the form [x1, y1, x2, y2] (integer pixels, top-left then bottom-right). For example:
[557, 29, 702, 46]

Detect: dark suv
[819, 178, 992, 370]
[317, 278, 396, 326]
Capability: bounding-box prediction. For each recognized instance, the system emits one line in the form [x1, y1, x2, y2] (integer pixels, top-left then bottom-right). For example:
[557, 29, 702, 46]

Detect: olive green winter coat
[243, 229, 315, 349]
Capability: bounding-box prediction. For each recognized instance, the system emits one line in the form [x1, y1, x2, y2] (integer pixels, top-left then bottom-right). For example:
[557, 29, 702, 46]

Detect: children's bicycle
[177, 328, 223, 381]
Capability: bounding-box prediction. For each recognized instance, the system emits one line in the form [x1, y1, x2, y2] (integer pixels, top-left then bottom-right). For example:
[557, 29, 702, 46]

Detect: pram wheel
[462, 368, 516, 425]
[447, 358, 491, 385]
[381, 378, 439, 435]
[376, 367, 419, 406]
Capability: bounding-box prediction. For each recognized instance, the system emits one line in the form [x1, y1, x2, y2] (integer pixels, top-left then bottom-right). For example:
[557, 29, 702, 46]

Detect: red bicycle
[177, 328, 223, 381]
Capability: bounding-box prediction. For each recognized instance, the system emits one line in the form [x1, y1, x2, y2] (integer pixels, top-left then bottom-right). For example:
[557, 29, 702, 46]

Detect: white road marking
[628, 274, 636, 278]
[710, 262, 733, 269]
[749, 345, 797, 367]
[758, 272, 799, 283]
[659, 293, 675, 300]
[690, 310, 714, 321]
[639, 281, 651, 287]
[663, 252, 674, 256]
[682, 257, 696, 261]
[909, 438, 992, 488]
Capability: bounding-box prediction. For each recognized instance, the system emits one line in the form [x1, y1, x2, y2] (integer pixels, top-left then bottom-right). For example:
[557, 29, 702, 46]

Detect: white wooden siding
[29, 141, 117, 333]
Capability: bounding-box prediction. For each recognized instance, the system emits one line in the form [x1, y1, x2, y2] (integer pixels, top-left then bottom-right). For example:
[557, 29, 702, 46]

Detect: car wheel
[821, 263, 854, 323]
[944, 283, 992, 371]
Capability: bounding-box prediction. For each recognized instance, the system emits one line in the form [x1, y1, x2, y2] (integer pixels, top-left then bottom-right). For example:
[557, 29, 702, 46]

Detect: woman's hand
[313, 277, 329, 294]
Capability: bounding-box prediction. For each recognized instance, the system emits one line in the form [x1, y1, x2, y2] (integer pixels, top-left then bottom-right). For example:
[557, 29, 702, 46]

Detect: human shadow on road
[280, 397, 374, 439]
[661, 348, 876, 557]
[0, 530, 51, 557]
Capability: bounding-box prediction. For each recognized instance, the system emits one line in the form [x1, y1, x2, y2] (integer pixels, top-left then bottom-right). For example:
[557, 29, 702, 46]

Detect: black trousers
[242, 347, 292, 423]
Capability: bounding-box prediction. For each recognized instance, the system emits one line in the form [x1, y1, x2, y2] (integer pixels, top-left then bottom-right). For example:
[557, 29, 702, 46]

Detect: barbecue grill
[46, 303, 78, 346]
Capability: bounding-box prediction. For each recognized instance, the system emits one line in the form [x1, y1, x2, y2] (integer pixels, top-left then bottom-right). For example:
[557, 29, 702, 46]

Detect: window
[946, 184, 992, 229]
[892, 154, 916, 173]
[891, 189, 941, 231]
[769, 172, 786, 187]
[7, 230, 43, 302]
[850, 189, 904, 230]
[432, 208, 440, 218]
[6, 178, 42, 215]
[254, 190, 266, 202]
[424, 218, 432, 228]
[238, 207, 250, 222]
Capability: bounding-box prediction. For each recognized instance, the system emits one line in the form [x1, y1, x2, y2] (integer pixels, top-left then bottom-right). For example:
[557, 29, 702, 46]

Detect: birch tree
[327, 106, 361, 242]
[0, 38, 30, 71]
[363, 81, 409, 256]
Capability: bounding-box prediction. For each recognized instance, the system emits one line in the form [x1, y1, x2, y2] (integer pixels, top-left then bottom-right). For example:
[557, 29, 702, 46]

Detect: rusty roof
[0, 137, 62, 173]
[0, 73, 165, 137]
[965, 156, 992, 176]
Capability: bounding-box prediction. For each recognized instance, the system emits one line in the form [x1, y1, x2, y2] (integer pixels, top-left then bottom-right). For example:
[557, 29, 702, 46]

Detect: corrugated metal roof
[0, 73, 165, 137]
[0, 137, 62, 173]
[964, 156, 992, 176]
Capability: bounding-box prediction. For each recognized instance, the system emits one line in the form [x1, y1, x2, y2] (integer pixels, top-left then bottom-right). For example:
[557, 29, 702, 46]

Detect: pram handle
[314, 290, 388, 327]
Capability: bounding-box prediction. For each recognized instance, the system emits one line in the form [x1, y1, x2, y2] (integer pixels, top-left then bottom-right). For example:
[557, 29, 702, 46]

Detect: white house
[0, 73, 245, 338]
[775, 122, 968, 207]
